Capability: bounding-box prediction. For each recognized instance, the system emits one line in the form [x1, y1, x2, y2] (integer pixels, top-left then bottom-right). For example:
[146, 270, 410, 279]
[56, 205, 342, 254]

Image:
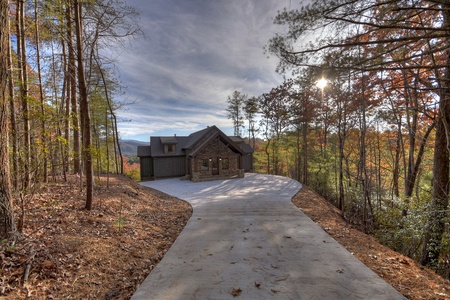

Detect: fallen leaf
[231, 287, 242, 297]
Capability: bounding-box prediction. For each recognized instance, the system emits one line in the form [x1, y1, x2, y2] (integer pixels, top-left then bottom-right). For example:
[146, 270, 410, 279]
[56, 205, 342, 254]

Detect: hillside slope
[119, 139, 148, 158]
[0, 175, 192, 299]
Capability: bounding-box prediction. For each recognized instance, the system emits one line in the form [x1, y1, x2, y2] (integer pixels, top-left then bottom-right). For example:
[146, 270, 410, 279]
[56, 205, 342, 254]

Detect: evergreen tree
[226, 90, 246, 137]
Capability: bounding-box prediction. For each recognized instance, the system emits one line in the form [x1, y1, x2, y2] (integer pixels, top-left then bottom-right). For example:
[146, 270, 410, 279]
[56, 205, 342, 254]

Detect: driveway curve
[132, 173, 405, 300]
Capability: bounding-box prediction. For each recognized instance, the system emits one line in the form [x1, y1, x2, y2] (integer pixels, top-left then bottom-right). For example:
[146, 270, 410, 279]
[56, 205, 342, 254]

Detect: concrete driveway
[132, 173, 405, 300]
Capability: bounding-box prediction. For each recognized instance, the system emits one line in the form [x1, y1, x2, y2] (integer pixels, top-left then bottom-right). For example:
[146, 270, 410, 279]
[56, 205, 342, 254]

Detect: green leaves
[114, 217, 126, 231]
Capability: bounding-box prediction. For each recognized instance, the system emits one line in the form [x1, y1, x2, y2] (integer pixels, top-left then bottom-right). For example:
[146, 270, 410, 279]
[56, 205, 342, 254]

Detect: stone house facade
[137, 126, 253, 182]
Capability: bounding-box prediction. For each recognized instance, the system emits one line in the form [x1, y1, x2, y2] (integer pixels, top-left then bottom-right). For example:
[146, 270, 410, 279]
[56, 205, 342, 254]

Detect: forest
[0, 0, 139, 240]
[225, 1, 450, 277]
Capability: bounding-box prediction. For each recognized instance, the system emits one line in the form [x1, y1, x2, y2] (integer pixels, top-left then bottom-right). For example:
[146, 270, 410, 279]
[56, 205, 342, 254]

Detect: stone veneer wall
[190, 137, 243, 182]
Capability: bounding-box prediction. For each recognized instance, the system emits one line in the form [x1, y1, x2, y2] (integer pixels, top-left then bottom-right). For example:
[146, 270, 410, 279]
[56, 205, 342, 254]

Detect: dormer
[160, 136, 178, 154]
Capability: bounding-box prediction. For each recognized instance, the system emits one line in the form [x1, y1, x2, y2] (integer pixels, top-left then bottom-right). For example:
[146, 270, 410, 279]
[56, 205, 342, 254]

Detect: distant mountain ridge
[119, 139, 148, 158]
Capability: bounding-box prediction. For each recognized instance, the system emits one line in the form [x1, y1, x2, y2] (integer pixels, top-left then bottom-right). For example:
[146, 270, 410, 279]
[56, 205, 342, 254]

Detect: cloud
[115, 0, 290, 141]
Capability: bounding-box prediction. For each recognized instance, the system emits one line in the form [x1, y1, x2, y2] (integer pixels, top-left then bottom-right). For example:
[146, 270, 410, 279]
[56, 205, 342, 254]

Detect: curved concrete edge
[133, 174, 406, 300]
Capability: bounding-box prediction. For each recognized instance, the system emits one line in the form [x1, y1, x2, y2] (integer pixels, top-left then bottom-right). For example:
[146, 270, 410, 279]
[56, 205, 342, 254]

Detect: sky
[115, 0, 293, 142]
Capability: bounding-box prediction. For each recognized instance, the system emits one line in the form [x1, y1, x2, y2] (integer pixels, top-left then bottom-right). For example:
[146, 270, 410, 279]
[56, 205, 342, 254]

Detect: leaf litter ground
[1, 175, 449, 299]
[1, 175, 192, 299]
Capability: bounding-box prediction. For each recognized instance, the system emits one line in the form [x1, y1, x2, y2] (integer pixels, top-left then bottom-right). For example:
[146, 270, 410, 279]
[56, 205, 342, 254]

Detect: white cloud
[115, 0, 290, 140]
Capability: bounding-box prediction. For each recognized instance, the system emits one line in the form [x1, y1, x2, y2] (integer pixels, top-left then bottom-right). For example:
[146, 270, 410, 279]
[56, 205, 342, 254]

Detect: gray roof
[160, 136, 178, 144]
[137, 126, 252, 157]
[229, 136, 254, 154]
[241, 143, 253, 154]
[137, 145, 152, 157]
[183, 127, 212, 149]
[149, 136, 189, 157]
[229, 136, 242, 143]
[185, 126, 243, 157]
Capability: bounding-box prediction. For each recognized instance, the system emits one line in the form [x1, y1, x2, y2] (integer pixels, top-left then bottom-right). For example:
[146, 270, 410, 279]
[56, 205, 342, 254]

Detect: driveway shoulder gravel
[132, 173, 405, 300]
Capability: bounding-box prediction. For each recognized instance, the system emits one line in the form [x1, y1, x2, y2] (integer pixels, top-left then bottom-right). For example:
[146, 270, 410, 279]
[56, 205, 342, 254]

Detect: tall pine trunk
[17, 0, 31, 189]
[6, 0, 18, 190]
[74, 0, 94, 210]
[66, 3, 81, 175]
[0, 0, 16, 239]
[34, 0, 48, 182]
[16, 0, 31, 188]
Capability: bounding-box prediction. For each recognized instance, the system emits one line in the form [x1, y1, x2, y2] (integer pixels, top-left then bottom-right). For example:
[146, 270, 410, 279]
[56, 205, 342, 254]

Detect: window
[165, 144, 176, 154]
[222, 158, 229, 170]
[201, 159, 209, 171]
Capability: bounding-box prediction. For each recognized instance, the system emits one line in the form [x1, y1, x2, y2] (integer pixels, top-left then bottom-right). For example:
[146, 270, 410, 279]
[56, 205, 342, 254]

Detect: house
[137, 126, 254, 182]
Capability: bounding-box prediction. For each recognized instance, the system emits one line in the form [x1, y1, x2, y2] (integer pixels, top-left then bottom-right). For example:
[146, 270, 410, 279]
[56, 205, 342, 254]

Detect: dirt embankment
[0, 175, 192, 299]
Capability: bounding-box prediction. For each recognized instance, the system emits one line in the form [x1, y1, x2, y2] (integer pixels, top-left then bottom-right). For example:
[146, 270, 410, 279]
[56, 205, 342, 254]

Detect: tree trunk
[337, 87, 348, 213]
[405, 122, 436, 198]
[6, 0, 18, 190]
[60, 36, 69, 180]
[67, 3, 81, 175]
[302, 120, 308, 185]
[420, 1, 450, 267]
[15, 0, 29, 189]
[251, 122, 256, 151]
[95, 55, 124, 175]
[49, 40, 62, 181]
[338, 124, 345, 212]
[17, 0, 31, 189]
[265, 139, 271, 174]
[358, 71, 374, 232]
[381, 79, 404, 200]
[112, 115, 119, 174]
[0, 0, 17, 239]
[392, 132, 400, 199]
[74, 0, 94, 210]
[420, 97, 450, 266]
[34, 0, 48, 183]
